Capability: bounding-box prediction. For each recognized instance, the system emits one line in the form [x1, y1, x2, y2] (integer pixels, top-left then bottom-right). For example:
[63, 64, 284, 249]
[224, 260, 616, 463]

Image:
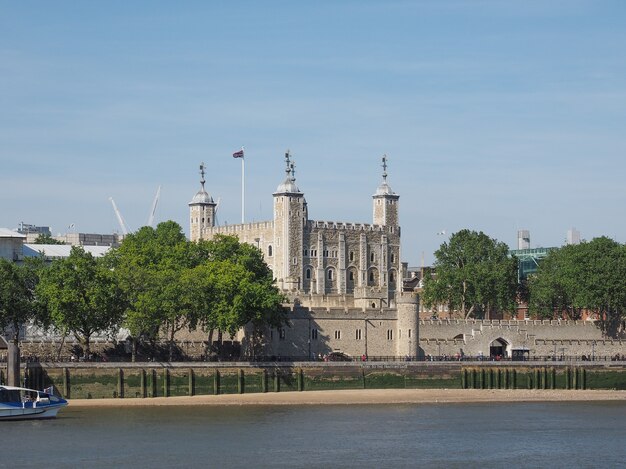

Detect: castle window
[349, 251, 354, 262]
[389, 272, 395, 283]
[268, 245, 273, 257]
[370, 253, 375, 263]
[390, 253, 395, 263]
[304, 248, 308, 256]
[369, 272, 374, 282]
[306, 268, 311, 279]
[390, 227, 394, 233]
[355, 329, 362, 340]
[323, 250, 328, 257]
[372, 302, 376, 308]
[334, 330, 341, 340]
[327, 269, 334, 280]
[311, 249, 317, 257]
[408, 329, 411, 338]
[387, 330, 393, 341]
[293, 257, 297, 265]
[349, 271, 354, 281]
[311, 329, 318, 340]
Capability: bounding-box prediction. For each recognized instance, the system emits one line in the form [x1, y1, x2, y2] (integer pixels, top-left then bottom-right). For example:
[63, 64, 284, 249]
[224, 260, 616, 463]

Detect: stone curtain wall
[418, 319, 626, 358]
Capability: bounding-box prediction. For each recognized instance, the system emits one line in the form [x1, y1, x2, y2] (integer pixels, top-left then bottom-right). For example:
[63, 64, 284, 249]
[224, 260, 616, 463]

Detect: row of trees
[0, 222, 287, 362]
[421, 230, 626, 335]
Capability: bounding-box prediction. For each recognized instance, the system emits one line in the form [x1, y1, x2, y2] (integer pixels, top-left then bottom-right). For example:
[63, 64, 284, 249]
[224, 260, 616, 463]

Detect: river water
[3, 402, 625, 468]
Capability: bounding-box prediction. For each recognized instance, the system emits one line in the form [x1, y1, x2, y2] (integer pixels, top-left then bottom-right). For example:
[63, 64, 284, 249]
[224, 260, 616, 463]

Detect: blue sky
[1, 1, 625, 265]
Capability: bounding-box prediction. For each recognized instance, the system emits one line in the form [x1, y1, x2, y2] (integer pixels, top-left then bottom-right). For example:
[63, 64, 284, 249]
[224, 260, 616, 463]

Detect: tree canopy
[422, 229, 519, 319]
[528, 237, 626, 335]
[0, 258, 43, 345]
[33, 233, 65, 245]
[37, 247, 124, 357]
[105, 224, 286, 361]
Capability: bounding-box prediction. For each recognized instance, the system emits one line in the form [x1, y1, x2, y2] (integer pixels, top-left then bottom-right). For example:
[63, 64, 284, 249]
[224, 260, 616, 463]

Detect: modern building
[0, 228, 26, 261]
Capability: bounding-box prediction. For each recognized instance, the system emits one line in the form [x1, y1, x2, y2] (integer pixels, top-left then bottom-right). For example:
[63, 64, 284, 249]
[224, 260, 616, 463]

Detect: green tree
[183, 235, 286, 358]
[105, 221, 191, 361]
[33, 233, 65, 245]
[422, 229, 519, 319]
[37, 247, 124, 358]
[0, 258, 44, 349]
[529, 237, 626, 335]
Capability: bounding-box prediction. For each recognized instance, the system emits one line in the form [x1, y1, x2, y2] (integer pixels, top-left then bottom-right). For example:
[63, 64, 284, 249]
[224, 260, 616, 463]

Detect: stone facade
[419, 319, 625, 359]
[189, 153, 417, 358]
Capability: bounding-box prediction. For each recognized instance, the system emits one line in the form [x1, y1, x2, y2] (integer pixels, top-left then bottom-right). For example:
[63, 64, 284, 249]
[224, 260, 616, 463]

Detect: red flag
[232, 149, 244, 158]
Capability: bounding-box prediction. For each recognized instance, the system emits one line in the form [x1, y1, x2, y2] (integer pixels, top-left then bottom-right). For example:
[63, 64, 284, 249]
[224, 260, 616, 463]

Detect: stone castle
[187, 152, 625, 361]
[189, 153, 420, 358]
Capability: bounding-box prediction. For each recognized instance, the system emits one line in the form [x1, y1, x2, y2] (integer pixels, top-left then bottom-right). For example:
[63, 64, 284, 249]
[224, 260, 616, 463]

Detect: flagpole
[241, 146, 245, 224]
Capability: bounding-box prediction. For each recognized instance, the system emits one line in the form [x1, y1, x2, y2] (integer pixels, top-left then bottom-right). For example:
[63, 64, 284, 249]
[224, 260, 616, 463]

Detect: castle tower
[189, 162, 217, 242]
[395, 292, 419, 358]
[273, 151, 306, 291]
[372, 155, 400, 227]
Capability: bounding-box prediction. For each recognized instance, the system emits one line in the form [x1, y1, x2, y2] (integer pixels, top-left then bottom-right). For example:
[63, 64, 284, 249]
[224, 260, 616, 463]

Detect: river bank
[67, 388, 626, 407]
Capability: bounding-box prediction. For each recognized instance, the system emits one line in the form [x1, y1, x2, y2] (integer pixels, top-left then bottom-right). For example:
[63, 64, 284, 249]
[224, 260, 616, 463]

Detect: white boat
[0, 385, 68, 420]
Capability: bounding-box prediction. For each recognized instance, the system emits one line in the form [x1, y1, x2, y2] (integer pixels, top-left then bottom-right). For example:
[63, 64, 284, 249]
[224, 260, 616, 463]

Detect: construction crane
[109, 197, 131, 236]
[147, 185, 161, 228]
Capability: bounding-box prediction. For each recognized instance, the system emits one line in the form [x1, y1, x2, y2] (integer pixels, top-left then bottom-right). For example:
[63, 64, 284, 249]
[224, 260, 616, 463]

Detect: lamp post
[592, 341, 596, 362]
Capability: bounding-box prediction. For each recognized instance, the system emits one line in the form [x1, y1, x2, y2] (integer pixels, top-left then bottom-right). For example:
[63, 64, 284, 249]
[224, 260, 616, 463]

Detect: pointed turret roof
[274, 150, 302, 194]
[189, 162, 216, 205]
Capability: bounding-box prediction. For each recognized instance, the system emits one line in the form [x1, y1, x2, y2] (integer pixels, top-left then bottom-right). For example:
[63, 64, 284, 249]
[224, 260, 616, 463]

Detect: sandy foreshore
[67, 389, 626, 407]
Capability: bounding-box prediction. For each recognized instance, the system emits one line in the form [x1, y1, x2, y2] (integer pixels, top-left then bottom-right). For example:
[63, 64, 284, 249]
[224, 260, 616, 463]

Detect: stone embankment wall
[419, 319, 626, 358]
[9, 362, 626, 399]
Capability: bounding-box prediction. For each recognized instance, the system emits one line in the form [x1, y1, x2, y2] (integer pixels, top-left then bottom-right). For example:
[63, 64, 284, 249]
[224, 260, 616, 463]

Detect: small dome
[275, 177, 301, 194]
[374, 182, 395, 196]
[189, 189, 214, 205]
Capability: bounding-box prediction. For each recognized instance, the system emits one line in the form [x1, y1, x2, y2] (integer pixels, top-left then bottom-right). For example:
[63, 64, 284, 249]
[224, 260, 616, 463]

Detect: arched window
[327, 269, 334, 280]
[370, 252, 375, 263]
[268, 245, 273, 257]
[349, 251, 354, 262]
[306, 268, 311, 279]
[389, 271, 395, 283]
[390, 253, 395, 263]
[369, 271, 374, 282]
[349, 271, 354, 281]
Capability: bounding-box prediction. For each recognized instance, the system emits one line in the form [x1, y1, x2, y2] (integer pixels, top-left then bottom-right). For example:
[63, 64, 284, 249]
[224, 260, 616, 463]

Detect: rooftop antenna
[147, 185, 161, 228]
[109, 197, 130, 236]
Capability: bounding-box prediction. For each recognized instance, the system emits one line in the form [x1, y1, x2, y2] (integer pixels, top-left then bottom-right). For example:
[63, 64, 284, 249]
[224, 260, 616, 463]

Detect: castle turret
[273, 151, 306, 291]
[396, 292, 419, 358]
[373, 155, 400, 227]
[189, 162, 217, 242]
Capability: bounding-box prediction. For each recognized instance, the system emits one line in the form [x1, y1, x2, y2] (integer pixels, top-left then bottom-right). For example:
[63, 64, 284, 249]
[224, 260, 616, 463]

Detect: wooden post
[140, 369, 147, 398]
[118, 368, 124, 398]
[163, 369, 169, 397]
[151, 369, 157, 397]
[261, 369, 267, 393]
[297, 368, 303, 392]
[238, 369, 244, 394]
[273, 369, 280, 392]
[63, 367, 70, 399]
[214, 370, 220, 395]
[189, 369, 195, 396]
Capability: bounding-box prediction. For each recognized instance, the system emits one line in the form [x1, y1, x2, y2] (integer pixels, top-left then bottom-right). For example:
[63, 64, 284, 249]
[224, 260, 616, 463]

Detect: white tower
[273, 151, 306, 291]
[189, 162, 217, 242]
